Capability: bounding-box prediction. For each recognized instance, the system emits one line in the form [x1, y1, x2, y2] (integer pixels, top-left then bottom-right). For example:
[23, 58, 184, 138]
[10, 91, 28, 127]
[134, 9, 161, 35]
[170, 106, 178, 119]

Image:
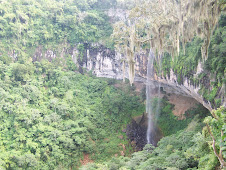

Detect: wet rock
[126, 119, 147, 151]
[126, 114, 163, 151]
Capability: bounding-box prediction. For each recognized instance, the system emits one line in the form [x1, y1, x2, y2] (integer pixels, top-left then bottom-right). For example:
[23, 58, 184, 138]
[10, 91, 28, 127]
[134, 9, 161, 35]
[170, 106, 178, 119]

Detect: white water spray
[146, 50, 162, 144]
[146, 49, 155, 144]
[155, 56, 162, 121]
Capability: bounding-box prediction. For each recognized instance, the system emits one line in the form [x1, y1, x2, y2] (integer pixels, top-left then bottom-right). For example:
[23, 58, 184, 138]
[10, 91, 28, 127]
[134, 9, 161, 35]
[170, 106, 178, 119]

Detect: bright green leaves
[0, 59, 144, 169]
[207, 16, 226, 82]
[185, 132, 211, 162]
[5, 61, 35, 86]
[87, 118, 204, 169]
[0, 0, 113, 51]
[85, 113, 222, 169]
[204, 107, 225, 135]
[10, 63, 31, 82]
[203, 107, 226, 168]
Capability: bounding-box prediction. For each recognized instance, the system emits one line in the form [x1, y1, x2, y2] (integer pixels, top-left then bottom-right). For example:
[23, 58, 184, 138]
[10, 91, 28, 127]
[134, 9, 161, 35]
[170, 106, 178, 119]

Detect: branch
[206, 124, 226, 168]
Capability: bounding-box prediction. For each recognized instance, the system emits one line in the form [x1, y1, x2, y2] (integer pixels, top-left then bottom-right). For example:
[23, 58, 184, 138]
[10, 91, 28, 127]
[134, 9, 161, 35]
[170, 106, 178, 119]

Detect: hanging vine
[113, 0, 223, 84]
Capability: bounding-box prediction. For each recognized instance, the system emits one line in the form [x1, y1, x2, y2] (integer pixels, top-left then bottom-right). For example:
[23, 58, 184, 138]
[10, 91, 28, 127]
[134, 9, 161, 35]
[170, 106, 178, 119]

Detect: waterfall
[146, 50, 162, 144]
[155, 55, 162, 122]
[155, 82, 161, 121]
[146, 49, 155, 144]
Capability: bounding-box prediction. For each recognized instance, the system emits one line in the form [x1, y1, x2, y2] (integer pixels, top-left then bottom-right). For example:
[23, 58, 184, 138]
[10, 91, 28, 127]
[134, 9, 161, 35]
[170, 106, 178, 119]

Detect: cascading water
[155, 56, 162, 121]
[146, 49, 155, 144]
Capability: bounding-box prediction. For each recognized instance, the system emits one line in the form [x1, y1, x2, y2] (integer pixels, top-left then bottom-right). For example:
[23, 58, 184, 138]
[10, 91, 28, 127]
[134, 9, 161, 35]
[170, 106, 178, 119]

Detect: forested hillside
[83, 106, 225, 170]
[0, 58, 144, 169]
[160, 15, 226, 109]
[0, 0, 117, 59]
[0, 0, 225, 170]
[0, 1, 146, 169]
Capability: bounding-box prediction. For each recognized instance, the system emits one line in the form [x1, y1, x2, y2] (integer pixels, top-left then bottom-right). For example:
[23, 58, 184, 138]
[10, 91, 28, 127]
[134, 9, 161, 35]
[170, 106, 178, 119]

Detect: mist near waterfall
[146, 49, 155, 144]
[146, 49, 162, 144]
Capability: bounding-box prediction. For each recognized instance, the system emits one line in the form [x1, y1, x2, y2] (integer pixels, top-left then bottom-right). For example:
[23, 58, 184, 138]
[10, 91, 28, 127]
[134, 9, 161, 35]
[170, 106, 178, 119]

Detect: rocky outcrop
[81, 45, 225, 111]
[126, 113, 163, 150]
[30, 42, 224, 112]
[156, 71, 213, 111]
[80, 44, 125, 79]
[81, 47, 215, 111]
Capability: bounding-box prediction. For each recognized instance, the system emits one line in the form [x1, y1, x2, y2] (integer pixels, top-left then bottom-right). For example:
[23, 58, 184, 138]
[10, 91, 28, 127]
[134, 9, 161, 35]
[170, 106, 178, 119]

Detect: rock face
[75, 45, 215, 111]
[29, 6, 224, 111]
[126, 119, 147, 151]
[85, 46, 225, 111]
[126, 114, 163, 151]
[32, 43, 221, 111]
[81, 44, 125, 80]
[168, 94, 199, 119]
[156, 71, 213, 111]
[73, 44, 148, 82]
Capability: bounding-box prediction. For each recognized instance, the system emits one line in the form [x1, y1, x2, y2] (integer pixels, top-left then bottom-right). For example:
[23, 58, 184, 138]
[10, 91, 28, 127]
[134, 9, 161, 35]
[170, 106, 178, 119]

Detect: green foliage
[160, 15, 226, 108]
[156, 98, 209, 136]
[198, 153, 218, 170]
[161, 36, 203, 84]
[0, 0, 113, 56]
[83, 117, 209, 170]
[10, 63, 34, 82]
[80, 100, 222, 169]
[203, 107, 226, 167]
[0, 60, 144, 169]
[0, 1, 224, 170]
[65, 55, 77, 71]
[184, 132, 220, 169]
[200, 14, 226, 108]
[206, 15, 226, 83]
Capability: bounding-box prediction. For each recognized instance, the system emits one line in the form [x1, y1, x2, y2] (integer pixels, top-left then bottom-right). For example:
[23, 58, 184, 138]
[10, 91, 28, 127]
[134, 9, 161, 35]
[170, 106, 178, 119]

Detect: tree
[203, 106, 226, 168]
[113, 0, 223, 84]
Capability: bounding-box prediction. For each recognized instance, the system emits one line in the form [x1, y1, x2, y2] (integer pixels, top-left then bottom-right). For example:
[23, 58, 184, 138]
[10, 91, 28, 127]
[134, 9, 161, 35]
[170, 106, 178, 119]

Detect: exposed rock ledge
[75, 45, 214, 111]
[31, 43, 224, 112]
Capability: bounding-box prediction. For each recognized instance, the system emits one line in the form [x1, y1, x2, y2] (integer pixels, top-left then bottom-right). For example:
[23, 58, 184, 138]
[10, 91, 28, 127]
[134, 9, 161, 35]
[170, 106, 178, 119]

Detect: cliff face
[31, 43, 221, 112]
[79, 44, 125, 80]
[73, 44, 224, 112]
[30, 7, 224, 112]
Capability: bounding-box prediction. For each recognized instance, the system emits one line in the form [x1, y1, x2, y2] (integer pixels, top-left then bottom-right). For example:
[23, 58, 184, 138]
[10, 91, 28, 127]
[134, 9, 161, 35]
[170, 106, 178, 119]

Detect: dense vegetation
[156, 99, 209, 136]
[0, 0, 117, 58]
[0, 58, 144, 169]
[0, 0, 225, 169]
[160, 15, 226, 109]
[82, 120, 207, 170]
[112, 0, 224, 84]
[82, 106, 225, 170]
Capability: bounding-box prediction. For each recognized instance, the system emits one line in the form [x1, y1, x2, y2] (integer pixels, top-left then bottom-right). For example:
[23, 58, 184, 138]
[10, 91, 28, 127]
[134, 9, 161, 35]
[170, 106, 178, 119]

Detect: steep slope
[0, 60, 144, 169]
